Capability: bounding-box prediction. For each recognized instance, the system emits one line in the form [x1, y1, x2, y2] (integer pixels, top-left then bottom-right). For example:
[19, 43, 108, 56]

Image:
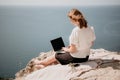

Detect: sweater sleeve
[91, 26, 96, 41]
[69, 28, 79, 47]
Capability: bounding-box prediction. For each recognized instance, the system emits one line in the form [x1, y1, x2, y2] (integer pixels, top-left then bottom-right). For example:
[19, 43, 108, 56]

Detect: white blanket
[25, 61, 98, 80]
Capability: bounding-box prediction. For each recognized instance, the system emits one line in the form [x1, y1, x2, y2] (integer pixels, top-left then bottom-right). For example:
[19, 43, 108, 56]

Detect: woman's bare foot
[34, 64, 45, 69]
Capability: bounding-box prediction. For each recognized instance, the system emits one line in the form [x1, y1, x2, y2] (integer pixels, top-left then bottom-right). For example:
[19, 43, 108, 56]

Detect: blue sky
[0, 0, 120, 6]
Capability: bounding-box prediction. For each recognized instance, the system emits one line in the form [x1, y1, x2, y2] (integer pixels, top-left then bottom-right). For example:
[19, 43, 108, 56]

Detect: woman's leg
[34, 54, 57, 67]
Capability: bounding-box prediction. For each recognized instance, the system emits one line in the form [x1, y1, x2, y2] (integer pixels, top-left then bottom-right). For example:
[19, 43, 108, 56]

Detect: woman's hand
[62, 47, 69, 52]
[62, 44, 77, 53]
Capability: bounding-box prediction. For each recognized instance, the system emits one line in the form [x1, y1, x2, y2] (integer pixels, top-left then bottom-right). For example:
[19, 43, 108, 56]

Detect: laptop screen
[50, 37, 65, 51]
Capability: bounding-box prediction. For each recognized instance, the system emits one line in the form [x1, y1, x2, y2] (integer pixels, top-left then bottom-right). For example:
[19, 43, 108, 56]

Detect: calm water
[0, 5, 120, 77]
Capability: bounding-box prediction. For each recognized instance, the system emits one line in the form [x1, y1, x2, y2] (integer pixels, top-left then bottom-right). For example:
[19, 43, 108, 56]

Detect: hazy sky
[0, 0, 120, 6]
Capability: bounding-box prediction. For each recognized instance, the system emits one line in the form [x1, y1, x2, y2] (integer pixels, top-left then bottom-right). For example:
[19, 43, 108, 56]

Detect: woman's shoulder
[90, 26, 94, 30]
[87, 26, 95, 31]
[72, 27, 80, 32]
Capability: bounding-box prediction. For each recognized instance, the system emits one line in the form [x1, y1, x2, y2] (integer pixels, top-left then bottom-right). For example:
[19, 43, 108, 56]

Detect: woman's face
[69, 15, 80, 26]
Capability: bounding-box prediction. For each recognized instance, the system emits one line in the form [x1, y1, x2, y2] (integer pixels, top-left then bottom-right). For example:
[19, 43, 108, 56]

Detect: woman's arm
[62, 44, 77, 53]
[91, 41, 94, 48]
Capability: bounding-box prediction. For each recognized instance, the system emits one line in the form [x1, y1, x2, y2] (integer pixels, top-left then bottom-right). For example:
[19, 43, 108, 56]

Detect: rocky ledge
[15, 48, 120, 80]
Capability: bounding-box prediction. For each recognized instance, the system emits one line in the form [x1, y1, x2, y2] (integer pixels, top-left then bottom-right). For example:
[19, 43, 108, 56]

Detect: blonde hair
[68, 9, 88, 28]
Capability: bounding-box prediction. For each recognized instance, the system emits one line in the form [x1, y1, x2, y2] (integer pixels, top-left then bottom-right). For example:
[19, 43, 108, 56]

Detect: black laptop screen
[50, 37, 65, 51]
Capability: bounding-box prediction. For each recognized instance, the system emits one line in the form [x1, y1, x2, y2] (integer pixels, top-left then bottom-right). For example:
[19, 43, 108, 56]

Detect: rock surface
[15, 49, 120, 80]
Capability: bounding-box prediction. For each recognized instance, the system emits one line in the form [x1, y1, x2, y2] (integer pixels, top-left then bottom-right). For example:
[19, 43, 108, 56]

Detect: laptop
[50, 37, 65, 53]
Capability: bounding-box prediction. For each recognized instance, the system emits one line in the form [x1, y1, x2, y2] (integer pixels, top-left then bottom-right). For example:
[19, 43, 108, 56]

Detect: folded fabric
[25, 61, 98, 80]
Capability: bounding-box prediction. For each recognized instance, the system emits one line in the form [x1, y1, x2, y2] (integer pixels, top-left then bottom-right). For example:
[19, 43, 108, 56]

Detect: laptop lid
[50, 37, 65, 51]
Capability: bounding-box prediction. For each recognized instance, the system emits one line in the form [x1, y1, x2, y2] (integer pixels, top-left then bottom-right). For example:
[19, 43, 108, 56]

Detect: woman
[34, 8, 96, 69]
